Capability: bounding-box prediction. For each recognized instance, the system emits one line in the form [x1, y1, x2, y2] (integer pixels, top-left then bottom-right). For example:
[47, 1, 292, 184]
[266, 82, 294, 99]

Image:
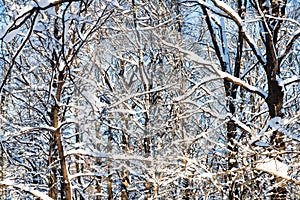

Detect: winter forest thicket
[0, 0, 300, 199]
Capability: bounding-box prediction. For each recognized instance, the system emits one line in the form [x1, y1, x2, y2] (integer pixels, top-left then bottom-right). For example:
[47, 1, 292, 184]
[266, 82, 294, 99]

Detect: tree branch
[0, 180, 53, 200]
[207, 0, 267, 65]
[279, 29, 300, 65]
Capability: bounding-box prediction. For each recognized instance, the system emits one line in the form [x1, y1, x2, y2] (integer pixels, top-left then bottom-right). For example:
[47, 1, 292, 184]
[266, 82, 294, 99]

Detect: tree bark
[48, 135, 58, 199]
[54, 70, 72, 200]
[0, 91, 7, 198]
[107, 113, 113, 200]
[121, 169, 129, 200]
[258, 0, 287, 198]
[201, 4, 242, 199]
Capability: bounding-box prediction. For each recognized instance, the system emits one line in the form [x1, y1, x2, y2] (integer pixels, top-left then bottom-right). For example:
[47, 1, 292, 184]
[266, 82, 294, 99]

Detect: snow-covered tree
[0, 0, 299, 199]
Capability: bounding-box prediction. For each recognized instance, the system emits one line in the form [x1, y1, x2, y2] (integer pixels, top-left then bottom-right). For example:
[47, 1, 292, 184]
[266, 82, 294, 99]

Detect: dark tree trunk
[200, 2, 247, 198]
[258, 0, 287, 198]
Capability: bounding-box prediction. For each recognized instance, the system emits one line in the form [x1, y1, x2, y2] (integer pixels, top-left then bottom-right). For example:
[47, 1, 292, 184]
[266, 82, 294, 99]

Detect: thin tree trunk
[48, 53, 58, 199]
[201, 5, 241, 199]
[228, 1, 247, 199]
[54, 70, 72, 200]
[75, 127, 85, 200]
[0, 91, 7, 198]
[95, 123, 102, 200]
[121, 130, 129, 199]
[131, 1, 153, 197]
[121, 168, 129, 200]
[48, 135, 58, 199]
[107, 113, 113, 200]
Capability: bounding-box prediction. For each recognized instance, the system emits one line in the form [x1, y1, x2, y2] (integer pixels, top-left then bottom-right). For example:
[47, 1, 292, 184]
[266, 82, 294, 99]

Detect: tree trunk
[75, 128, 85, 200]
[201, 4, 245, 198]
[48, 135, 58, 199]
[107, 113, 113, 200]
[260, 0, 286, 197]
[121, 169, 129, 200]
[0, 92, 7, 198]
[54, 70, 72, 200]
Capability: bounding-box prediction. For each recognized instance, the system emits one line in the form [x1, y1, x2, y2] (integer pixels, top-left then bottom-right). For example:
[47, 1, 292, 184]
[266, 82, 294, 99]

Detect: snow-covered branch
[158, 37, 267, 99]
[0, 180, 53, 200]
[282, 75, 300, 86]
[255, 159, 300, 185]
[109, 84, 176, 108]
[232, 118, 252, 134]
[219, 71, 267, 98]
[205, 0, 266, 65]
[279, 29, 300, 64]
